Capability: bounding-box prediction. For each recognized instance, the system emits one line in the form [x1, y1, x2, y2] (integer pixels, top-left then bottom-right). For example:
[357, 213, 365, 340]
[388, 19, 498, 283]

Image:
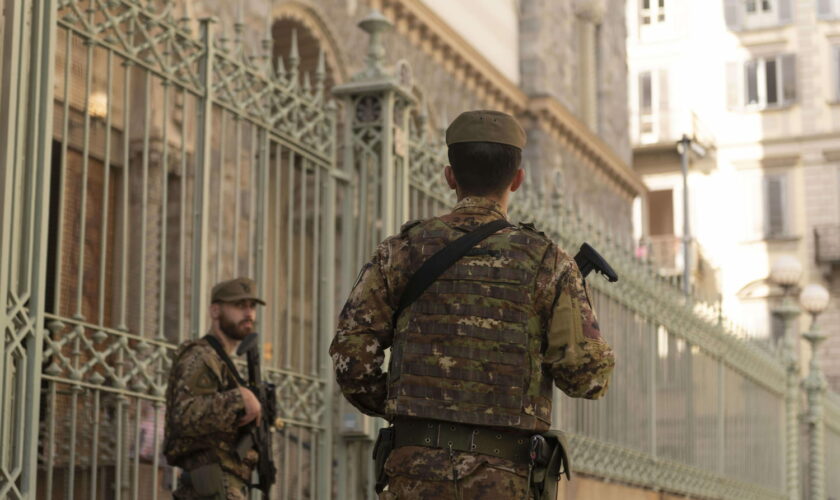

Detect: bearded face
[217, 303, 256, 341]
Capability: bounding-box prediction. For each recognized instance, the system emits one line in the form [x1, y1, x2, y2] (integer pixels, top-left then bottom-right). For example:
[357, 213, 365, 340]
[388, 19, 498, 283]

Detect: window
[641, 0, 666, 25]
[637, 69, 669, 142]
[745, 0, 772, 14]
[727, 55, 796, 110]
[763, 173, 790, 237]
[639, 71, 653, 134]
[818, 0, 840, 19]
[724, 0, 792, 30]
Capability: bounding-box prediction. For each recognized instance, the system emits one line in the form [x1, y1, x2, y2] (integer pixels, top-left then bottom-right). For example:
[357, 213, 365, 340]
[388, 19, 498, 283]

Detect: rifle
[235, 333, 278, 497]
[573, 243, 618, 282]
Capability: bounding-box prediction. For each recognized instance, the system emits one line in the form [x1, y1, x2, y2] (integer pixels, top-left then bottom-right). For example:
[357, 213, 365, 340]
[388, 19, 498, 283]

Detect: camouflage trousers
[379, 445, 532, 500]
[172, 471, 249, 500]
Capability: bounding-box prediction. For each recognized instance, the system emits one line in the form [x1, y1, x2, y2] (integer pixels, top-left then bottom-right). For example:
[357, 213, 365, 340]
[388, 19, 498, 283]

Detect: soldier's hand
[238, 386, 262, 426]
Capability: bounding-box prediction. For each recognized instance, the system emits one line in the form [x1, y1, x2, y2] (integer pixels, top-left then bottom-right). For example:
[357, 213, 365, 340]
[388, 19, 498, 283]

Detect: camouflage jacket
[163, 337, 258, 480]
[330, 196, 615, 421]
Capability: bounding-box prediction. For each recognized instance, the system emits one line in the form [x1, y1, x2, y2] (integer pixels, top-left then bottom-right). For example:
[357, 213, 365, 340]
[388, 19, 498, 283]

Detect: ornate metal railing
[2, 2, 837, 500]
[825, 392, 840, 499]
[2, 0, 340, 498]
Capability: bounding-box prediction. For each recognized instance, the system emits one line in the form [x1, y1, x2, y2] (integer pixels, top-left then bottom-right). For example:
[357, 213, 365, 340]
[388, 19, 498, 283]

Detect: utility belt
[373, 418, 571, 499]
[392, 417, 532, 462]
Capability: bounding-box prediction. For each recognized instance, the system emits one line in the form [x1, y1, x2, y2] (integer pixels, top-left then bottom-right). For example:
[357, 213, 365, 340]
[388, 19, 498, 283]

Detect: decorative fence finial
[289, 29, 300, 86]
[357, 10, 392, 79]
[315, 49, 326, 97]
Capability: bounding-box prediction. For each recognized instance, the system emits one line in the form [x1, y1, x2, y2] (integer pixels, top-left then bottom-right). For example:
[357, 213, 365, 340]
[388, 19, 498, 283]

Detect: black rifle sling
[393, 218, 513, 323]
[203, 334, 247, 387]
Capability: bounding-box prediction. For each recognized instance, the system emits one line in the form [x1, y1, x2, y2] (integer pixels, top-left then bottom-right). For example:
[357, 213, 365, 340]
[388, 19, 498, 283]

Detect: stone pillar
[575, 0, 605, 132]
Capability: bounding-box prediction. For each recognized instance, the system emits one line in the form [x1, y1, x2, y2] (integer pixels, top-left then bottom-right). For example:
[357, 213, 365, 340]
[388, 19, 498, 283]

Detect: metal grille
[825, 395, 840, 500]
[30, 1, 337, 498]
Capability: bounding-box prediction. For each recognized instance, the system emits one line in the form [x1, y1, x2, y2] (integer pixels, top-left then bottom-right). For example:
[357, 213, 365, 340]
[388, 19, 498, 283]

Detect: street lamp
[800, 283, 830, 500]
[769, 255, 802, 500]
[676, 135, 707, 297]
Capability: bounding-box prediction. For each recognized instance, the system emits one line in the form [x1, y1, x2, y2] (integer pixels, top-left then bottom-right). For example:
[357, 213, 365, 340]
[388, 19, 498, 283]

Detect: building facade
[628, 0, 840, 389]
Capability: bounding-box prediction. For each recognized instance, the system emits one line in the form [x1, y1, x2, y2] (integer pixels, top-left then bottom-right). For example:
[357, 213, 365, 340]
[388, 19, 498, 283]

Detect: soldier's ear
[444, 165, 458, 190]
[509, 168, 525, 193]
[209, 302, 221, 320]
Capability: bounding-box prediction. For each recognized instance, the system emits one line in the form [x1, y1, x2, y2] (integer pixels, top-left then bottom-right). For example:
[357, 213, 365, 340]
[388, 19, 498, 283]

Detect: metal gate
[1, 0, 342, 498]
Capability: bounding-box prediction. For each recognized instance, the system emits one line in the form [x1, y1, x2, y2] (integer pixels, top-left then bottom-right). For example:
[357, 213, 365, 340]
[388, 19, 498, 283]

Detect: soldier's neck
[456, 191, 510, 214]
[211, 328, 240, 355]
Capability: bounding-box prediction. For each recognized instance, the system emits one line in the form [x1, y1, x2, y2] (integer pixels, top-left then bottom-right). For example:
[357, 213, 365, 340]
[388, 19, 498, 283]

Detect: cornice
[527, 96, 647, 198]
[371, 0, 527, 114]
[368, 0, 645, 198]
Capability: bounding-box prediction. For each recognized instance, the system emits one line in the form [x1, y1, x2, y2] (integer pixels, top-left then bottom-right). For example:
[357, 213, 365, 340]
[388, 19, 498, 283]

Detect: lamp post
[770, 255, 803, 500]
[800, 284, 830, 500]
[676, 135, 707, 298]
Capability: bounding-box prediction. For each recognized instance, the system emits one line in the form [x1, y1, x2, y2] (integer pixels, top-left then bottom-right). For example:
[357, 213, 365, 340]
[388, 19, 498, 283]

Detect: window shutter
[658, 69, 669, 140]
[764, 175, 787, 237]
[777, 0, 793, 24]
[741, 172, 763, 238]
[724, 0, 743, 31]
[781, 54, 797, 104]
[640, 72, 652, 113]
[726, 62, 743, 110]
[818, 0, 834, 19]
[834, 46, 840, 101]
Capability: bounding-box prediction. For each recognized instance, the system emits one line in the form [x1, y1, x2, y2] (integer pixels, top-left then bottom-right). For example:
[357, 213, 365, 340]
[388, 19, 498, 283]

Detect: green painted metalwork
[2, 1, 839, 499]
[0, 0, 338, 498]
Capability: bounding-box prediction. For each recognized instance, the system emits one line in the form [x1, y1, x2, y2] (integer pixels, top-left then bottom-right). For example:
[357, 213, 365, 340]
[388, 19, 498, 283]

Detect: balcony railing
[645, 235, 698, 275]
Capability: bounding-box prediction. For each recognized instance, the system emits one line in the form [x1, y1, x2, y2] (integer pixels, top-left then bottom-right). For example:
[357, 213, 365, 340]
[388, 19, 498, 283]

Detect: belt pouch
[189, 463, 226, 499]
[531, 430, 572, 500]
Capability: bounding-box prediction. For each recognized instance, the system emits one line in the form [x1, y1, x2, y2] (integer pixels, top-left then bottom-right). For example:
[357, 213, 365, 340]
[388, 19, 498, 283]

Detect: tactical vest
[163, 339, 254, 480]
[386, 218, 554, 432]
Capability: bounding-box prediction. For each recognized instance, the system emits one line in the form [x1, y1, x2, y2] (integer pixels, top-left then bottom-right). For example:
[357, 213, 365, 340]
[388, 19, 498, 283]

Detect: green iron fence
[2, 1, 839, 500]
[3, 0, 341, 498]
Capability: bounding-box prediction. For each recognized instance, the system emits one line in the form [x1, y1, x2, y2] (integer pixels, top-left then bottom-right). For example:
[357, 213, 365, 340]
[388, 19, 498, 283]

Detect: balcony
[815, 225, 840, 264]
[633, 109, 716, 149]
[645, 235, 696, 276]
[640, 235, 720, 301]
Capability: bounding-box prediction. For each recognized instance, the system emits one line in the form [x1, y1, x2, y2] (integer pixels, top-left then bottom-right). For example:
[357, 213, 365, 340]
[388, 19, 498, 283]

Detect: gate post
[191, 17, 216, 339]
[331, 10, 415, 499]
[333, 10, 415, 254]
[0, 0, 57, 498]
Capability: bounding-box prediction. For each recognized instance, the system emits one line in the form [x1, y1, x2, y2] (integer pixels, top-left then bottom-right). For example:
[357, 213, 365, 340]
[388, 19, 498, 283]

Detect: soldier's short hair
[447, 142, 522, 197]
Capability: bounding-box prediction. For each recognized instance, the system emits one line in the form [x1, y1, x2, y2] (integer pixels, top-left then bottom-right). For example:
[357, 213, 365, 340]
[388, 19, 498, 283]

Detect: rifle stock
[573, 243, 618, 282]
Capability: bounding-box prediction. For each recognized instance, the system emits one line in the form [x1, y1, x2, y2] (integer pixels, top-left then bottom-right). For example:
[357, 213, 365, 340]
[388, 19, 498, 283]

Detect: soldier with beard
[164, 278, 264, 499]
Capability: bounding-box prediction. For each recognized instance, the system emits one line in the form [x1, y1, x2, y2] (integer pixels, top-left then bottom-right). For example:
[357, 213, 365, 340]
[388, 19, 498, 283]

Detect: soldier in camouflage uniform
[330, 110, 615, 499]
[164, 278, 265, 499]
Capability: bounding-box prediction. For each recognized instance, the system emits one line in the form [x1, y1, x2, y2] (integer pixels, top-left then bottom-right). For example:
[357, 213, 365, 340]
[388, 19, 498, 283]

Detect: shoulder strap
[203, 334, 247, 386]
[393, 218, 513, 323]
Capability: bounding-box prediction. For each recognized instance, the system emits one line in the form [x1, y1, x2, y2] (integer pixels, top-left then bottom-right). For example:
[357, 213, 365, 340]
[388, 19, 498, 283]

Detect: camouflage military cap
[445, 110, 526, 149]
[211, 277, 265, 305]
